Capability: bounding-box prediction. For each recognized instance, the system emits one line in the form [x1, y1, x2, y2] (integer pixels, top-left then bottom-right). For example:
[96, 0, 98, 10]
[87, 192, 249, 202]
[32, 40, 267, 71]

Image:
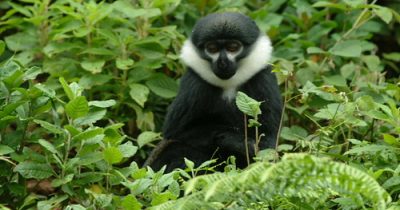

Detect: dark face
[190, 12, 260, 80]
[202, 39, 243, 79]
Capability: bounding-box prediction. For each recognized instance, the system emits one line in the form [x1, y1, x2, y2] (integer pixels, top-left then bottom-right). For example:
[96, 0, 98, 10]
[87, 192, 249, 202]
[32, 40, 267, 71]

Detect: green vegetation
[0, 0, 399, 209]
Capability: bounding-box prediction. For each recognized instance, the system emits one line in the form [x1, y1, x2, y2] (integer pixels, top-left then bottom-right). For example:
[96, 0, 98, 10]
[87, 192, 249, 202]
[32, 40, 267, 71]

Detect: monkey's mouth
[215, 71, 235, 80]
[212, 64, 236, 80]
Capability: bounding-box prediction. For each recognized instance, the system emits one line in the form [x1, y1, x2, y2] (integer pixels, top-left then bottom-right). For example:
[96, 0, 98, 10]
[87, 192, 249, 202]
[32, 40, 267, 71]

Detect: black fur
[147, 12, 282, 172]
[191, 13, 260, 47]
[150, 66, 282, 172]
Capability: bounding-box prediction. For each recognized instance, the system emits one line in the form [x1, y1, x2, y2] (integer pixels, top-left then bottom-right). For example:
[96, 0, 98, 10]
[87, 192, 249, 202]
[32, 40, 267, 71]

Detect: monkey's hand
[214, 132, 256, 158]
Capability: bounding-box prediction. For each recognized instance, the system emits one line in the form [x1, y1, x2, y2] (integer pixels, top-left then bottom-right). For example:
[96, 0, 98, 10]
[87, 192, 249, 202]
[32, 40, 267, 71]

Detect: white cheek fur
[180, 35, 273, 100]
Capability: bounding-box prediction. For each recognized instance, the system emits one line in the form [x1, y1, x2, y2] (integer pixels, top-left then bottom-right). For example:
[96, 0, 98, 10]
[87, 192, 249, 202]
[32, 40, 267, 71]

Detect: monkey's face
[202, 39, 243, 80]
[180, 12, 272, 90]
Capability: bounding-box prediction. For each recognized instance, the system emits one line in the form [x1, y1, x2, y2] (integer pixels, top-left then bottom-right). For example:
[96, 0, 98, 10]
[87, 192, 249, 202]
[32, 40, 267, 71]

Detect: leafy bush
[0, 0, 399, 209]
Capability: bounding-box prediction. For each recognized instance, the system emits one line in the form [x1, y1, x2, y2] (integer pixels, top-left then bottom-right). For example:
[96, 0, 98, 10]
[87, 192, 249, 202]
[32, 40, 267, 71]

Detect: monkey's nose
[218, 60, 228, 69]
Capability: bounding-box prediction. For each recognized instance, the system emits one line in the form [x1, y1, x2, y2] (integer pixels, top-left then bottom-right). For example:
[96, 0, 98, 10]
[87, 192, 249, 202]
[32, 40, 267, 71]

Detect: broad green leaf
[103, 147, 123, 164]
[5, 32, 36, 51]
[128, 68, 153, 83]
[80, 48, 115, 56]
[116, 58, 134, 70]
[343, 0, 365, 8]
[81, 60, 105, 74]
[59, 77, 75, 100]
[38, 139, 58, 154]
[129, 83, 150, 107]
[52, 174, 74, 187]
[72, 127, 104, 141]
[88, 100, 116, 108]
[118, 141, 138, 158]
[137, 131, 161, 148]
[322, 75, 347, 87]
[23, 66, 41, 81]
[329, 40, 362, 58]
[14, 162, 53, 179]
[146, 75, 178, 98]
[0, 145, 14, 155]
[33, 119, 64, 134]
[104, 127, 124, 145]
[307, 47, 325, 54]
[373, 6, 393, 24]
[280, 126, 308, 141]
[235, 91, 262, 117]
[113, 1, 161, 19]
[77, 152, 103, 166]
[74, 110, 107, 126]
[34, 83, 56, 98]
[340, 62, 356, 79]
[121, 195, 143, 210]
[362, 55, 383, 72]
[312, 1, 347, 10]
[65, 96, 89, 119]
[151, 192, 177, 206]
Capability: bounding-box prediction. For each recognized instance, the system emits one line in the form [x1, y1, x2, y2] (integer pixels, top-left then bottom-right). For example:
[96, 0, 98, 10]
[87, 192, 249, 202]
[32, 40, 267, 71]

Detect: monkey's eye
[205, 42, 219, 54]
[225, 41, 241, 52]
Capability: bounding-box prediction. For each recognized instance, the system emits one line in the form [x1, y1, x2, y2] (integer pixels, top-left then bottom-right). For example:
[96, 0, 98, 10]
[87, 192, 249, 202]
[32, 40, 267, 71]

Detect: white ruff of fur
[180, 35, 273, 100]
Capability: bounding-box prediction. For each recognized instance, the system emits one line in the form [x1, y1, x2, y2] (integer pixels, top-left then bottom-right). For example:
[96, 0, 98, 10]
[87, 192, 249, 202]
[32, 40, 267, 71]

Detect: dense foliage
[0, 0, 399, 209]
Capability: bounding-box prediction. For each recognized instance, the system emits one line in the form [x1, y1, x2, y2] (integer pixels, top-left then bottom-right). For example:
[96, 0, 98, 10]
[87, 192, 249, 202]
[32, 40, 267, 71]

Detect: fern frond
[151, 154, 391, 209]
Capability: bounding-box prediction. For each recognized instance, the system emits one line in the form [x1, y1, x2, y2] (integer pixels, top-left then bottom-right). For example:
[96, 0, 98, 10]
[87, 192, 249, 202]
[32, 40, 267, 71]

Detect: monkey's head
[181, 12, 273, 90]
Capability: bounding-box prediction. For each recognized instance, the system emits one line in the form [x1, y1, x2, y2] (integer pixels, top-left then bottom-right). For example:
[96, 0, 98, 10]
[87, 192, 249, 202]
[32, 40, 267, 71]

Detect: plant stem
[243, 115, 250, 166]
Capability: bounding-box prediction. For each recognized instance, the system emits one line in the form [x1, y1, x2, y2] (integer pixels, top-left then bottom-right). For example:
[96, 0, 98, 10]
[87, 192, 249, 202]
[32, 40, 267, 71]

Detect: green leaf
[184, 158, 195, 170]
[116, 58, 134, 70]
[362, 55, 383, 72]
[248, 119, 261, 127]
[38, 139, 58, 154]
[59, 77, 75, 101]
[340, 62, 356, 79]
[34, 83, 56, 98]
[0, 40, 5, 55]
[23, 66, 42, 81]
[322, 75, 347, 87]
[118, 141, 138, 158]
[383, 52, 400, 62]
[137, 131, 161, 148]
[74, 110, 107, 126]
[121, 195, 143, 210]
[151, 192, 177, 206]
[33, 119, 64, 134]
[235, 91, 262, 117]
[343, 0, 365, 8]
[307, 47, 326, 54]
[280, 126, 308, 141]
[65, 96, 89, 119]
[329, 40, 362, 57]
[373, 6, 393, 24]
[0, 145, 14, 155]
[88, 100, 116, 108]
[72, 127, 104, 141]
[113, 1, 161, 19]
[52, 174, 74, 187]
[146, 75, 178, 98]
[129, 83, 150, 107]
[14, 162, 53, 179]
[81, 60, 105, 74]
[103, 147, 123, 164]
[312, 1, 347, 10]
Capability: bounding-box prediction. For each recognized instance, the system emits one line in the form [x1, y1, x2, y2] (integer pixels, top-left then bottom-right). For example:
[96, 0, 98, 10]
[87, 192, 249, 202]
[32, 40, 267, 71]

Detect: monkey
[146, 12, 282, 172]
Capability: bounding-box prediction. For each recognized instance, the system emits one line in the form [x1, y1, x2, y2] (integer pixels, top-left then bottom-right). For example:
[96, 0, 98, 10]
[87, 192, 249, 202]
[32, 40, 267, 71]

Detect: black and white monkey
[146, 12, 282, 172]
